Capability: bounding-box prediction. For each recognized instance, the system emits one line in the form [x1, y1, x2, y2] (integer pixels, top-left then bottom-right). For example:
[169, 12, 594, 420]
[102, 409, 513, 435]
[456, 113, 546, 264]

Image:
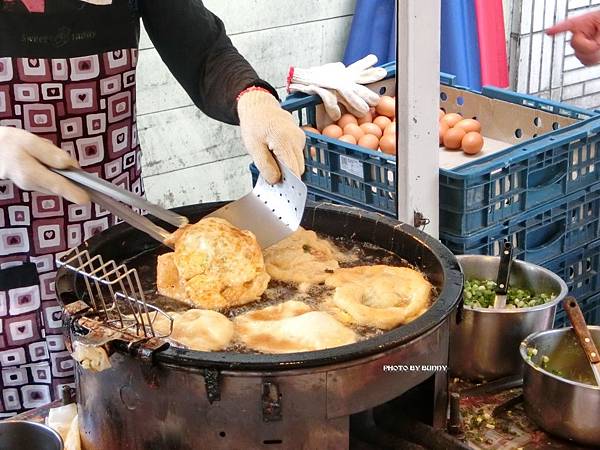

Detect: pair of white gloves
[0, 56, 386, 202]
[239, 54, 387, 181]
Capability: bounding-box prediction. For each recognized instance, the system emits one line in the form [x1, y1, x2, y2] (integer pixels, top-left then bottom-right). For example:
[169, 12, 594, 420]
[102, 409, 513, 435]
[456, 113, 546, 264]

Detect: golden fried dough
[152, 309, 234, 351]
[156, 252, 186, 300]
[234, 300, 357, 353]
[324, 265, 432, 330]
[158, 217, 270, 309]
[263, 228, 348, 284]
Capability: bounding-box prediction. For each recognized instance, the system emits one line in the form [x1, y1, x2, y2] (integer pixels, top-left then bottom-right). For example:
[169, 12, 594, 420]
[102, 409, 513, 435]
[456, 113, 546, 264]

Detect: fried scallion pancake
[263, 228, 349, 285]
[151, 309, 234, 351]
[233, 300, 357, 353]
[324, 265, 432, 330]
[157, 217, 270, 310]
[156, 252, 186, 300]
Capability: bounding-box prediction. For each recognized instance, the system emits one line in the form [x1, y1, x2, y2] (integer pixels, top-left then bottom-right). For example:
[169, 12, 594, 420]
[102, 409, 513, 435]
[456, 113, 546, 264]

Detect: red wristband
[236, 86, 272, 102]
[286, 67, 295, 92]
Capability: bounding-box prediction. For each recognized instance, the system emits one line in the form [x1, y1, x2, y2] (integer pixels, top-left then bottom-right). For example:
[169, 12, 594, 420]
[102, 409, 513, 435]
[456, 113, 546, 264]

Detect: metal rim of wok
[55, 202, 464, 371]
[520, 326, 600, 391]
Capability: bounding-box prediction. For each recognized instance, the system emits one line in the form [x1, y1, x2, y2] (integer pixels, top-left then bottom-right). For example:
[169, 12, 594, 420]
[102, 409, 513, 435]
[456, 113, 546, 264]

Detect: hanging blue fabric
[343, 0, 396, 66]
[387, 1, 397, 63]
[440, 0, 482, 90]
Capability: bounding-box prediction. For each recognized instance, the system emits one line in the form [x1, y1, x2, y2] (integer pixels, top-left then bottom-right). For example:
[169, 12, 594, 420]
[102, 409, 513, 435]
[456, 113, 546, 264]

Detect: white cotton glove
[0, 126, 90, 204]
[238, 90, 306, 184]
[288, 54, 388, 121]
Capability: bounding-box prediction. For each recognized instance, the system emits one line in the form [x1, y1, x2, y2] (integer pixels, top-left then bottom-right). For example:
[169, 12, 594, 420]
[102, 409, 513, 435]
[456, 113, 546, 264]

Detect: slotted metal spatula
[207, 161, 307, 248]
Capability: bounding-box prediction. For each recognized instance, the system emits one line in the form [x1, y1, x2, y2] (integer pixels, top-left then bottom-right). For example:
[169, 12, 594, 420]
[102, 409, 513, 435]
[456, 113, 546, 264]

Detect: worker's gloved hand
[0, 126, 90, 204]
[288, 54, 387, 121]
[237, 89, 305, 184]
[547, 11, 600, 66]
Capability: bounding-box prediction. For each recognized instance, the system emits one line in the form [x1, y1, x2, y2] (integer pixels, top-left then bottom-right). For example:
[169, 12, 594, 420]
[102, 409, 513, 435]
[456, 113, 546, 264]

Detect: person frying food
[0, 0, 306, 417]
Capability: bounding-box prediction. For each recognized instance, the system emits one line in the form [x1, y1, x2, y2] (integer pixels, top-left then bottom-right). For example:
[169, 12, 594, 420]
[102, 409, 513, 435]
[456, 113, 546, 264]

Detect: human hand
[547, 11, 600, 66]
[288, 54, 387, 121]
[237, 89, 305, 184]
[0, 126, 89, 204]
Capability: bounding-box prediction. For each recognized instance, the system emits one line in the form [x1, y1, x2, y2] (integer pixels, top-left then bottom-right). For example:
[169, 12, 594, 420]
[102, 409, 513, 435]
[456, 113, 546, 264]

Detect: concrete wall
[508, 0, 600, 108]
[136, 0, 356, 207]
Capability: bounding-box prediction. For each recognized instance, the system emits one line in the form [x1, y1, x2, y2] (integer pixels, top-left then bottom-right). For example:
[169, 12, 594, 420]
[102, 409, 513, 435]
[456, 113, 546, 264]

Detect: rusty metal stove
[55, 202, 463, 450]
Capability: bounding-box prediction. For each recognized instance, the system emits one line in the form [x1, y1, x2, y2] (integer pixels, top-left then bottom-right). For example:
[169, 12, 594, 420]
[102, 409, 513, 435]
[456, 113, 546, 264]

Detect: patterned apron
[0, 0, 142, 417]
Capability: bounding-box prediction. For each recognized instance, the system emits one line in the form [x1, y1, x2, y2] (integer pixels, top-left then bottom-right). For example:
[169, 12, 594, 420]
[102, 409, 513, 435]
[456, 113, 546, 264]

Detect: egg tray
[273, 62, 600, 239]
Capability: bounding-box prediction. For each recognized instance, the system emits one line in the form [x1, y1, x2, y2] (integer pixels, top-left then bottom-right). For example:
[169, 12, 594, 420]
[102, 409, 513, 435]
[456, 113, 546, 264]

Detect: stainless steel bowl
[0, 421, 63, 450]
[520, 327, 600, 447]
[449, 255, 568, 380]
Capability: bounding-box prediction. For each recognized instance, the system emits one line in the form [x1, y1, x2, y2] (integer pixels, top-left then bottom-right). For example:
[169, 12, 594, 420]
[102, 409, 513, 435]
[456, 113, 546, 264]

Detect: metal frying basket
[56, 248, 173, 352]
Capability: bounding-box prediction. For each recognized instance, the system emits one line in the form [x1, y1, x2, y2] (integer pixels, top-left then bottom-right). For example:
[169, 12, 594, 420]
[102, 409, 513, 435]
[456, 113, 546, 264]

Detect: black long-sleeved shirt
[0, 0, 277, 124]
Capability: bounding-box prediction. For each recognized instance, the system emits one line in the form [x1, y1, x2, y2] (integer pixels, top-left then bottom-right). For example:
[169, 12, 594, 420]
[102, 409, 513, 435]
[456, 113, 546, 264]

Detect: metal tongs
[53, 161, 307, 249]
[53, 167, 187, 246]
[493, 241, 514, 309]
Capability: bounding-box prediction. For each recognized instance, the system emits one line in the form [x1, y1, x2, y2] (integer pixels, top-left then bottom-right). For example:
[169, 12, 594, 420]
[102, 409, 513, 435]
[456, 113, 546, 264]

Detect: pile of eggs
[439, 110, 484, 155]
[302, 96, 396, 155]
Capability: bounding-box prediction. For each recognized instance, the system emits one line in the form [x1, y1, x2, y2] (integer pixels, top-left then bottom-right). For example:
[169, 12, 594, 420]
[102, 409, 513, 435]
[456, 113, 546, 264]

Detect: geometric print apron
[0, 47, 142, 417]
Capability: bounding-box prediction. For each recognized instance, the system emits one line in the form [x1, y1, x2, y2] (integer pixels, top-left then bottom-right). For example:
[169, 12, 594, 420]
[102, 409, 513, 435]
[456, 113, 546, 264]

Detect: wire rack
[57, 248, 173, 342]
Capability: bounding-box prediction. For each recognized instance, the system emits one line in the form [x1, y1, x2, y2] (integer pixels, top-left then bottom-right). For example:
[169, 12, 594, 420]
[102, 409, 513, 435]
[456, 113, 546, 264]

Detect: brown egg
[339, 134, 357, 145]
[462, 131, 484, 155]
[373, 115, 392, 132]
[301, 126, 321, 134]
[358, 134, 379, 150]
[439, 109, 445, 121]
[343, 123, 365, 141]
[337, 113, 358, 129]
[322, 124, 343, 139]
[357, 111, 373, 125]
[360, 122, 383, 139]
[443, 127, 466, 149]
[376, 96, 395, 118]
[441, 113, 463, 128]
[302, 126, 320, 159]
[454, 119, 481, 133]
[439, 121, 449, 145]
[384, 121, 396, 135]
[379, 134, 396, 155]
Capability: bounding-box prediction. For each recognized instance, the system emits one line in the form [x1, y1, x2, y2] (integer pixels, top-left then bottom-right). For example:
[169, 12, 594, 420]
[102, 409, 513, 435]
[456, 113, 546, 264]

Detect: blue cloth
[343, 0, 396, 66]
[440, 0, 482, 90]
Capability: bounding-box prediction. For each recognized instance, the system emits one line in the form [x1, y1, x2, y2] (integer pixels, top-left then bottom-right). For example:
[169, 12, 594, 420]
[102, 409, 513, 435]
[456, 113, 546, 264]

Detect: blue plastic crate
[439, 117, 600, 235]
[554, 291, 600, 328]
[543, 238, 600, 315]
[439, 181, 600, 264]
[280, 62, 600, 235]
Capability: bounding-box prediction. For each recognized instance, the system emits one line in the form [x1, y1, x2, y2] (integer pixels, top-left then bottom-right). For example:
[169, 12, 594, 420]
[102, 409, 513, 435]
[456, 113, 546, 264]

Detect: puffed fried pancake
[157, 217, 270, 309]
[263, 228, 347, 284]
[152, 309, 234, 351]
[324, 265, 432, 330]
[234, 300, 357, 353]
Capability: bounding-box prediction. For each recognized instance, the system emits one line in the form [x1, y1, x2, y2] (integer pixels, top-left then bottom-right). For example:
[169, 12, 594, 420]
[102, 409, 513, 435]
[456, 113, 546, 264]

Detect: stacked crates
[251, 62, 600, 325]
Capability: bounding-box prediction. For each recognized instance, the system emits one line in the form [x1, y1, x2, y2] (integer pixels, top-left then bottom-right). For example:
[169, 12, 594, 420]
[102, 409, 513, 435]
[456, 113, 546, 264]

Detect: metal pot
[0, 421, 63, 450]
[520, 326, 600, 447]
[55, 202, 464, 450]
[449, 255, 568, 381]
